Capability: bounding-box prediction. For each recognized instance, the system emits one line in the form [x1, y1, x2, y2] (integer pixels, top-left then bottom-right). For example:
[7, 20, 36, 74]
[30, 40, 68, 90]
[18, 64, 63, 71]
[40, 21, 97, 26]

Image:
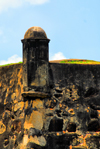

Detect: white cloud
[0, 55, 22, 65]
[50, 52, 66, 60]
[0, 0, 49, 13]
[25, 0, 49, 5]
[0, 0, 23, 13]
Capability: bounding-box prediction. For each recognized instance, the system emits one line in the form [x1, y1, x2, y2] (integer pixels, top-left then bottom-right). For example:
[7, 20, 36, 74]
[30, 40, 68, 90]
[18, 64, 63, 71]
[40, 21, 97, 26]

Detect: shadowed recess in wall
[84, 87, 99, 97]
[49, 117, 63, 132]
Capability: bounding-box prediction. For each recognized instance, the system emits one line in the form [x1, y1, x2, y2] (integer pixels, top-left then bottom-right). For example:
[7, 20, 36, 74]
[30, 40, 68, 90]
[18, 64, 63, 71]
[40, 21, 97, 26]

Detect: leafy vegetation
[60, 59, 100, 64]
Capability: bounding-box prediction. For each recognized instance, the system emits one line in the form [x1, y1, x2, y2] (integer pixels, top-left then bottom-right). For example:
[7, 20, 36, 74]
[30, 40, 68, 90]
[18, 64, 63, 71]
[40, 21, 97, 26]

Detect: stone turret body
[21, 26, 50, 93]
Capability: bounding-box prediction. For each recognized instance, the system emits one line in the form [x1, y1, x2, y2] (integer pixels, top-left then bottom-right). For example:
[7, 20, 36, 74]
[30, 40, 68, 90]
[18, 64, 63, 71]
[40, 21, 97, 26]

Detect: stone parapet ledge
[22, 90, 51, 98]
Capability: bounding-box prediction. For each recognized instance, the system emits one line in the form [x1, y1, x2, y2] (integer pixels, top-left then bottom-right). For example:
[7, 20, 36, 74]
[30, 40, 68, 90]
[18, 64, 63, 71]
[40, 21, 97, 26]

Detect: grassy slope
[50, 59, 100, 65]
[1, 59, 100, 67]
[0, 62, 22, 67]
[60, 59, 100, 64]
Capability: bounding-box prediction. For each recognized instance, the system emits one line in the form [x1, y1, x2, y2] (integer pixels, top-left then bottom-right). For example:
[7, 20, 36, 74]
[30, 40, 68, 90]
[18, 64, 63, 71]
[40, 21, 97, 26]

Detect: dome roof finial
[24, 26, 47, 39]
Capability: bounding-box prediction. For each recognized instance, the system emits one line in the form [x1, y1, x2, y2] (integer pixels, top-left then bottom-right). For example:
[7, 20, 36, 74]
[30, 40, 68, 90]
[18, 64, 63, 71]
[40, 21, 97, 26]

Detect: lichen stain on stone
[11, 120, 22, 133]
[13, 101, 24, 112]
[23, 134, 29, 146]
[65, 84, 79, 101]
[25, 111, 43, 130]
[29, 135, 40, 145]
[22, 135, 46, 148]
[97, 110, 100, 118]
[30, 136, 46, 147]
[32, 99, 43, 109]
[24, 121, 33, 130]
[68, 109, 75, 115]
[0, 64, 23, 106]
[0, 121, 6, 134]
[30, 64, 47, 87]
[24, 100, 29, 110]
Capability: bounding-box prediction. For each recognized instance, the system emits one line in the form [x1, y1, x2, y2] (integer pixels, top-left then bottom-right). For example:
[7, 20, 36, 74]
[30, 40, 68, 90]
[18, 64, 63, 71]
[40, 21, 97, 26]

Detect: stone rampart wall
[0, 63, 100, 149]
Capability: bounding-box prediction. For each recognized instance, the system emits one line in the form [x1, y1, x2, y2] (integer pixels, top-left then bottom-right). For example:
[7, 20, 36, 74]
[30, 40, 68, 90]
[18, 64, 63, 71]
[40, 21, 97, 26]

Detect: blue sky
[0, 0, 100, 65]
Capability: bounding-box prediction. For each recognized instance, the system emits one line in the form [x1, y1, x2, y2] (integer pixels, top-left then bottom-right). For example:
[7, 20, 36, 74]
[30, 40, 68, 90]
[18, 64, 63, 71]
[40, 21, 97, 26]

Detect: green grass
[60, 60, 100, 64]
[1, 59, 100, 67]
[0, 61, 22, 67]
